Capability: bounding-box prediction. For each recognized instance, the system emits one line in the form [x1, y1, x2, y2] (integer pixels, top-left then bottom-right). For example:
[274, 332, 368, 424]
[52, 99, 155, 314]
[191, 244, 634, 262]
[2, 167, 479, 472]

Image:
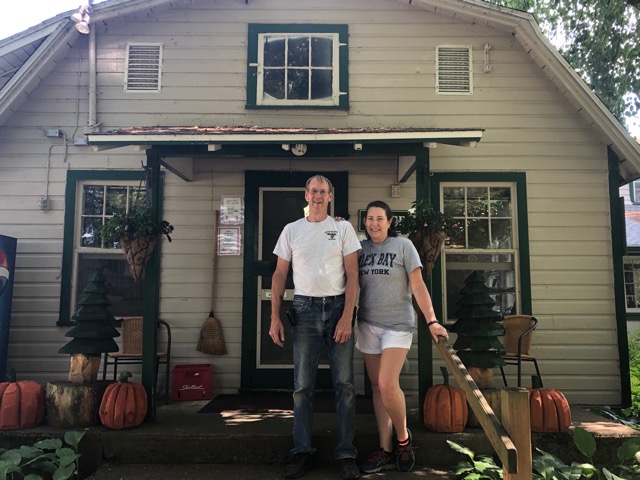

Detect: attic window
[246, 24, 349, 110]
[436, 46, 472, 95]
[124, 43, 163, 93]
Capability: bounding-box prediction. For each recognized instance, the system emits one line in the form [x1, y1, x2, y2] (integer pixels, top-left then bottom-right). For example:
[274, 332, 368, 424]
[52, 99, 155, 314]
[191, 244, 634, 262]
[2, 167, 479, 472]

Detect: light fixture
[71, 5, 92, 34]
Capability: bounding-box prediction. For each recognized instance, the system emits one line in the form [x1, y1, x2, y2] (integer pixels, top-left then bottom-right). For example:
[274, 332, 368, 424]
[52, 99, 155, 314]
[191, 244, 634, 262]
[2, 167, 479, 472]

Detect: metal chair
[102, 316, 172, 404]
[499, 314, 543, 388]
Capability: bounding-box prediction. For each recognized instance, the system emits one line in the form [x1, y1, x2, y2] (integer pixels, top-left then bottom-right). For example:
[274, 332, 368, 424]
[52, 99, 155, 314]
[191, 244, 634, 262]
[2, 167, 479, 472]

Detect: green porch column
[416, 148, 433, 419]
[608, 147, 631, 407]
[142, 153, 162, 420]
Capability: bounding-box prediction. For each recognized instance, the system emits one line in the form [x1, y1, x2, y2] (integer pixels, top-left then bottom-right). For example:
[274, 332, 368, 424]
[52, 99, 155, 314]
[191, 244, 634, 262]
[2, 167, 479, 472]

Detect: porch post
[142, 152, 162, 420]
[416, 147, 433, 418]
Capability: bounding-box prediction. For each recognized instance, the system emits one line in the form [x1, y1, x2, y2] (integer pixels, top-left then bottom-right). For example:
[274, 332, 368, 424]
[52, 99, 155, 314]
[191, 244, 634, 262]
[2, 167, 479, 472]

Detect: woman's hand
[429, 322, 448, 343]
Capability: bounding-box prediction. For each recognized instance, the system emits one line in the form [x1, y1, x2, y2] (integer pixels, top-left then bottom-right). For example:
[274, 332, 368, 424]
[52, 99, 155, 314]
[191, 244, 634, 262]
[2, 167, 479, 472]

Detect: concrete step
[0, 402, 636, 479]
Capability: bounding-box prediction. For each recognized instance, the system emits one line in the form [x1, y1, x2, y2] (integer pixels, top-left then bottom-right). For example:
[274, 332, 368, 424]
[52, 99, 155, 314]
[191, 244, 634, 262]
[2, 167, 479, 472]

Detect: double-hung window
[59, 171, 153, 325]
[438, 180, 528, 322]
[247, 24, 349, 109]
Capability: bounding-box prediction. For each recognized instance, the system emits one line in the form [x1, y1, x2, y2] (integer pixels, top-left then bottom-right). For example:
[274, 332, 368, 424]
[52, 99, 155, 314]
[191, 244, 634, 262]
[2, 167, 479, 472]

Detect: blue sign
[0, 235, 17, 382]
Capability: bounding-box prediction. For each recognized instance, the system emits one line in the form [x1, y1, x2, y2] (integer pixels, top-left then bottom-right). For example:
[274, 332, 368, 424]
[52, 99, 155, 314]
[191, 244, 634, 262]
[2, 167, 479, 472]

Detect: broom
[197, 211, 227, 355]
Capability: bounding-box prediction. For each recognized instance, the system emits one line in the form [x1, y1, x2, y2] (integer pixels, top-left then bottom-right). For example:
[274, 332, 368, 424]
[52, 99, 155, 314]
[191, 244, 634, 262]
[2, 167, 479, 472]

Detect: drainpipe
[88, 27, 98, 131]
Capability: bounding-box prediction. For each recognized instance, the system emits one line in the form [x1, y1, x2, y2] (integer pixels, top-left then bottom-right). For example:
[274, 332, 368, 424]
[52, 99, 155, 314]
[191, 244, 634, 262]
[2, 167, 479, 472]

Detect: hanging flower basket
[397, 199, 463, 279]
[99, 207, 174, 283]
[120, 234, 159, 283]
[408, 229, 446, 279]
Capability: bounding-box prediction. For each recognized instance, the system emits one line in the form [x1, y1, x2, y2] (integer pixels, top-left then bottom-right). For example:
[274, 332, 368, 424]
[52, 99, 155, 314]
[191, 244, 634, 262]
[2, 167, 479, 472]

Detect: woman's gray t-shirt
[357, 236, 422, 332]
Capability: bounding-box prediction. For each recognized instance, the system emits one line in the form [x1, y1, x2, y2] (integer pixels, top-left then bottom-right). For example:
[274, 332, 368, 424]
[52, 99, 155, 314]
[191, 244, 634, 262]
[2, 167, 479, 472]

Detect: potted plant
[98, 207, 174, 282]
[396, 198, 463, 278]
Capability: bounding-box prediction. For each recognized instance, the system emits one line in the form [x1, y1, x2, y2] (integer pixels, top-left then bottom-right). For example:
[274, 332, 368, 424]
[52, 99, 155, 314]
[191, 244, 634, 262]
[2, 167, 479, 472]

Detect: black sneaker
[395, 429, 415, 472]
[359, 448, 396, 473]
[337, 457, 361, 480]
[284, 453, 311, 479]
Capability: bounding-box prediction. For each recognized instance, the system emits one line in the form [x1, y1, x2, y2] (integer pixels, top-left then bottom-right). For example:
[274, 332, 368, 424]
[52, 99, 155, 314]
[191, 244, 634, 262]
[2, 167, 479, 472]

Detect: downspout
[88, 27, 98, 131]
[609, 147, 631, 407]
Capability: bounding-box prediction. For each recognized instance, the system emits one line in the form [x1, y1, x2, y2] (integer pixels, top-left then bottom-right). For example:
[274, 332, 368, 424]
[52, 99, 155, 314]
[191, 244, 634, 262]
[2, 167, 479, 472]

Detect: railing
[435, 337, 532, 480]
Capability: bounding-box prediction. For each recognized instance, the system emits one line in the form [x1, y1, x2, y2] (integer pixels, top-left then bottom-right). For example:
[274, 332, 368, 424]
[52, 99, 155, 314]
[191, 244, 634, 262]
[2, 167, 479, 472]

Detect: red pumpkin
[99, 371, 147, 430]
[424, 366, 468, 432]
[528, 376, 571, 433]
[0, 369, 46, 430]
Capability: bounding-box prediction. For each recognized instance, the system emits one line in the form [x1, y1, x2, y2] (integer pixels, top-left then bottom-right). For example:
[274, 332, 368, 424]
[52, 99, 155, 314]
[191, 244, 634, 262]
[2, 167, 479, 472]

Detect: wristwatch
[426, 320, 440, 327]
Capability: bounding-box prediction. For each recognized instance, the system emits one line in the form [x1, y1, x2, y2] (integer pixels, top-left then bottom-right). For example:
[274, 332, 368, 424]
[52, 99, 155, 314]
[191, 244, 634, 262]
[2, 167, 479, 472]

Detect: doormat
[198, 391, 374, 414]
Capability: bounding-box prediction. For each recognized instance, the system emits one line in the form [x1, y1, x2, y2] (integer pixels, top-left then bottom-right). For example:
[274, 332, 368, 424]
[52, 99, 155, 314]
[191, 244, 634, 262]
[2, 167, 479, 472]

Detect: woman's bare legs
[363, 348, 410, 450]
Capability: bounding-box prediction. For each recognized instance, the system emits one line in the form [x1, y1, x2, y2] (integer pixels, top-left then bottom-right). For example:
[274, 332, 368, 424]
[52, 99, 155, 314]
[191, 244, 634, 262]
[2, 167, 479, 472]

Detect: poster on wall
[220, 195, 244, 225]
[217, 227, 241, 255]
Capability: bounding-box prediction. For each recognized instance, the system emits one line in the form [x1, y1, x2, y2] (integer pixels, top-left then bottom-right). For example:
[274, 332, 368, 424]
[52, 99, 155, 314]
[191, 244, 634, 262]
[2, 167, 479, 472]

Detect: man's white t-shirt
[273, 216, 361, 297]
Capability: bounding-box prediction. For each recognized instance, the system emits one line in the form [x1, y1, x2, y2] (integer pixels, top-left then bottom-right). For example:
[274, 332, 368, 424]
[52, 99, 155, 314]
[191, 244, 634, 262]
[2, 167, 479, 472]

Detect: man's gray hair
[305, 175, 333, 193]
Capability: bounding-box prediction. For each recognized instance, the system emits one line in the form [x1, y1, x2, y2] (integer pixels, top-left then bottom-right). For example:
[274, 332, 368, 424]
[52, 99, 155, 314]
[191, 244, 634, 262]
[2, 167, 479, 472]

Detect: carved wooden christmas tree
[59, 271, 120, 384]
[448, 271, 506, 389]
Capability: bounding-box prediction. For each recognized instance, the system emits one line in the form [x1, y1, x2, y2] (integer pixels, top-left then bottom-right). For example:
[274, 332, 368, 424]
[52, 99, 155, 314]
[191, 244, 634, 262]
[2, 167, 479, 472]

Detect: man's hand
[270, 317, 286, 347]
[333, 315, 353, 343]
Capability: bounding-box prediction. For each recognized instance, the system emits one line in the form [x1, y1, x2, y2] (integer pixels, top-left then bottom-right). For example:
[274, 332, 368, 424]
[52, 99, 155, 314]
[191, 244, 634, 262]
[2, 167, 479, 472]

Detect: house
[1, 0, 639, 411]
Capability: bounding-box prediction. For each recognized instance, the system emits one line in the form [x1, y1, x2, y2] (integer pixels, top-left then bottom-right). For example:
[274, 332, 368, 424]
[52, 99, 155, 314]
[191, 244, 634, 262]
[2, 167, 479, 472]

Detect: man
[270, 175, 361, 480]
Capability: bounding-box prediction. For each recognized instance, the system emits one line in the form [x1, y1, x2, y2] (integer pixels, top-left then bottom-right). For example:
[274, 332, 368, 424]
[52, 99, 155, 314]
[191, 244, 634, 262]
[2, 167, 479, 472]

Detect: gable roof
[1, 0, 639, 184]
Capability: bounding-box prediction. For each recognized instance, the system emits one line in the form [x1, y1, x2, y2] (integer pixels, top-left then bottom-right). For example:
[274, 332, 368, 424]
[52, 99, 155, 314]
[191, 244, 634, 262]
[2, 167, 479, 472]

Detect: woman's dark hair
[364, 200, 398, 240]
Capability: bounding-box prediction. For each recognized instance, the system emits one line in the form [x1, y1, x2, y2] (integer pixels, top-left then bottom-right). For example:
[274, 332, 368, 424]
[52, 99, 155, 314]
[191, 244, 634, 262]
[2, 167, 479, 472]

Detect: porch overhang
[86, 126, 484, 148]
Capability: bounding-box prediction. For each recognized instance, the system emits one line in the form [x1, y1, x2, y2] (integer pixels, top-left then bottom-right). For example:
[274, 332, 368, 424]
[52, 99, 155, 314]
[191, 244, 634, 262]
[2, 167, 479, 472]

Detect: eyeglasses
[307, 189, 330, 196]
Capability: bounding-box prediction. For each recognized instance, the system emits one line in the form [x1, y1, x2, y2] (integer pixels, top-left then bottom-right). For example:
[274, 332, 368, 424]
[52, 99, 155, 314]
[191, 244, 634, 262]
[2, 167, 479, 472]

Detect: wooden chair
[102, 316, 172, 404]
[499, 314, 543, 388]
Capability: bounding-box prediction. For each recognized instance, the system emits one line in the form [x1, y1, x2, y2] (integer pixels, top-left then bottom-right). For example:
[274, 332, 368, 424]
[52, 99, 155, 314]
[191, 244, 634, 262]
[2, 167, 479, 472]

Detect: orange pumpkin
[528, 375, 571, 433]
[99, 371, 147, 430]
[0, 368, 46, 430]
[423, 366, 468, 432]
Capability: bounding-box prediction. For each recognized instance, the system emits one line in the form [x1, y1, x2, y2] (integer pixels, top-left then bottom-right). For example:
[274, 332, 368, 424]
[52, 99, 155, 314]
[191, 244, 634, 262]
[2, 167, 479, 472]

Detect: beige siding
[0, 0, 623, 405]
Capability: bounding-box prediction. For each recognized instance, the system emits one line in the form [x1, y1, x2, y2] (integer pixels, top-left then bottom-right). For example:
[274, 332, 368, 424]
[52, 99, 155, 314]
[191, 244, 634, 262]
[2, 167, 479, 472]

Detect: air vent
[436, 46, 472, 95]
[124, 43, 163, 93]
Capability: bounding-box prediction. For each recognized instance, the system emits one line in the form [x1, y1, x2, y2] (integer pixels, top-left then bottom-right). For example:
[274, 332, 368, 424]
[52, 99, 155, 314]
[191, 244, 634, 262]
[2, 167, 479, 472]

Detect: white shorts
[356, 322, 413, 354]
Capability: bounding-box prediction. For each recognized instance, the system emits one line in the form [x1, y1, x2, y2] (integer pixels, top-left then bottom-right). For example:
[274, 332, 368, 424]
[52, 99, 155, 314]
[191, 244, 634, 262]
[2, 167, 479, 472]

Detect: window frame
[623, 254, 640, 317]
[630, 180, 640, 205]
[430, 173, 532, 323]
[246, 24, 349, 110]
[59, 170, 153, 326]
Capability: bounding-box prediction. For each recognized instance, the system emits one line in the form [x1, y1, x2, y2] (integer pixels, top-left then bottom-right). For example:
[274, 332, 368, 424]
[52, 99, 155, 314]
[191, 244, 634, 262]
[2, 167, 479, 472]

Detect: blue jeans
[290, 294, 357, 460]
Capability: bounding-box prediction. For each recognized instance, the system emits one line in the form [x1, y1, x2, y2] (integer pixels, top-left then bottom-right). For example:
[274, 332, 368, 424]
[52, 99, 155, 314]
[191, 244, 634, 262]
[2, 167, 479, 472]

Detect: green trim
[431, 171, 532, 314]
[149, 143, 426, 158]
[58, 170, 145, 326]
[241, 171, 349, 390]
[627, 313, 640, 322]
[246, 24, 349, 110]
[609, 147, 632, 407]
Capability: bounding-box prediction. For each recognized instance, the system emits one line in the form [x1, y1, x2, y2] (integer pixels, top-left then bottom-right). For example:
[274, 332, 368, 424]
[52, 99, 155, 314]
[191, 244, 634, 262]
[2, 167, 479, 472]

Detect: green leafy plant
[396, 198, 463, 237]
[0, 430, 86, 480]
[98, 207, 174, 245]
[448, 440, 503, 480]
[448, 427, 640, 480]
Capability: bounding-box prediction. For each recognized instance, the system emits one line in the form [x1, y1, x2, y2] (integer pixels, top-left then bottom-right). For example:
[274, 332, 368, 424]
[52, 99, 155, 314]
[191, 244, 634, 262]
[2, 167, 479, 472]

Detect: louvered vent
[124, 43, 163, 93]
[436, 46, 472, 95]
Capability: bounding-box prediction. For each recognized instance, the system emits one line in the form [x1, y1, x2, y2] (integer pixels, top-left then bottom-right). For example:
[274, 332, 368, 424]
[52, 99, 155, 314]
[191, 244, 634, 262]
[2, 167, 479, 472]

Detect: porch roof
[86, 126, 484, 149]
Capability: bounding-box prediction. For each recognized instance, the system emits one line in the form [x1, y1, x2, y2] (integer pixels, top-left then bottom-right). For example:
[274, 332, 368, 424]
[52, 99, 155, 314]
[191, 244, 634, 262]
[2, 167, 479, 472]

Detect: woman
[356, 200, 448, 473]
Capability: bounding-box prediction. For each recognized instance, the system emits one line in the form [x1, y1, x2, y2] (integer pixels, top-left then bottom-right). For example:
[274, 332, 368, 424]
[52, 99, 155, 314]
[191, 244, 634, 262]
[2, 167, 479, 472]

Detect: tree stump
[68, 354, 101, 383]
[467, 387, 502, 428]
[46, 381, 110, 428]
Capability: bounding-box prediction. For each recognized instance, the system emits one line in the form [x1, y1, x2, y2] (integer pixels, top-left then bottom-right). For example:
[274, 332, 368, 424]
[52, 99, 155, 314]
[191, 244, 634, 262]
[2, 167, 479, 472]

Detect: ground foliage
[488, 0, 640, 131]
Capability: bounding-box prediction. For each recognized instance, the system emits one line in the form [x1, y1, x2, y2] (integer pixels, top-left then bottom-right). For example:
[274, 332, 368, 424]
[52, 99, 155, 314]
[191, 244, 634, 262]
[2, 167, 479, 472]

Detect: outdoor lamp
[71, 5, 91, 34]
